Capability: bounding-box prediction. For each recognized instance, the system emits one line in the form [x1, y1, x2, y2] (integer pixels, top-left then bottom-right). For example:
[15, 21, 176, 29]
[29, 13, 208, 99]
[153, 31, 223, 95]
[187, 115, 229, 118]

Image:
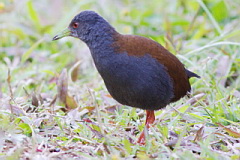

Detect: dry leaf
[48, 94, 57, 107]
[70, 61, 81, 82]
[217, 123, 240, 138]
[31, 92, 39, 107]
[38, 93, 44, 104]
[80, 106, 95, 112]
[57, 68, 68, 104]
[66, 94, 78, 109]
[194, 126, 204, 142]
[7, 68, 13, 98]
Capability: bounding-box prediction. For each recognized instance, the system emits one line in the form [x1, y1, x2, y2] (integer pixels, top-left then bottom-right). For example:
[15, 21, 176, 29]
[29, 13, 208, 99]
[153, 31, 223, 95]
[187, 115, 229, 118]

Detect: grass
[0, 0, 240, 159]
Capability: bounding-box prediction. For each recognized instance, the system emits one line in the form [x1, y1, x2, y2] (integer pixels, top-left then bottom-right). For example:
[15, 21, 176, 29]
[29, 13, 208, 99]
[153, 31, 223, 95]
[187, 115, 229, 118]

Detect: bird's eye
[72, 22, 79, 28]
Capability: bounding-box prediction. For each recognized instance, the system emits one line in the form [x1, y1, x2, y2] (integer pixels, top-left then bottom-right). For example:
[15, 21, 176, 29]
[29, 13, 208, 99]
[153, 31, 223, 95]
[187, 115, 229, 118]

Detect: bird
[53, 10, 200, 145]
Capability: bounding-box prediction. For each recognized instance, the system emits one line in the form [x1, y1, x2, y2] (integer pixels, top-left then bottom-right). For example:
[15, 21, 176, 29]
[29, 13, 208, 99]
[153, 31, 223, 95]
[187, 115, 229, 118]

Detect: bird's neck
[83, 27, 120, 75]
[85, 28, 118, 59]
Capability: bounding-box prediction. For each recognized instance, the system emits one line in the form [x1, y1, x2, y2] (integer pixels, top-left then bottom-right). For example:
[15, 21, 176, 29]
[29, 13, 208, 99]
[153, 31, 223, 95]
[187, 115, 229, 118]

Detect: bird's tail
[185, 69, 200, 79]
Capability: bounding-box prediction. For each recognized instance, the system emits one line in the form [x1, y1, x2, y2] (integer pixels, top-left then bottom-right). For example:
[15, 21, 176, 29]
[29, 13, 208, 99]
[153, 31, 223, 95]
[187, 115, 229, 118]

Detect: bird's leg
[145, 110, 155, 127]
[137, 110, 155, 145]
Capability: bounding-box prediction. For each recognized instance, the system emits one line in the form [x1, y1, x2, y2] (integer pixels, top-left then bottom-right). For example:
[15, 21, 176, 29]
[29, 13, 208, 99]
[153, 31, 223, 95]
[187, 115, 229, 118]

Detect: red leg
[137, 110, 155, 145]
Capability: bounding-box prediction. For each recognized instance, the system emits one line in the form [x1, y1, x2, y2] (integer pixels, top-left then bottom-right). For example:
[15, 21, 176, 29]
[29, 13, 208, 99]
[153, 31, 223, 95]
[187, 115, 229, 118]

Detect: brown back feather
[112, 34, 191, 102]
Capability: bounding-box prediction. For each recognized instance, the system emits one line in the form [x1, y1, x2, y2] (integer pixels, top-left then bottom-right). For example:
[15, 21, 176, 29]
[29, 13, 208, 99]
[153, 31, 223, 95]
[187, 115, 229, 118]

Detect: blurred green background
[1, 0, 239, 73]
[0, 0, 240, 159]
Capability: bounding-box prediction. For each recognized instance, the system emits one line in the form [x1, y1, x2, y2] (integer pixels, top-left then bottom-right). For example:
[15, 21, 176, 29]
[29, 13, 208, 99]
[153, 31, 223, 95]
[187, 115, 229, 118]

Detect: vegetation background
[0, 0, 240, 159]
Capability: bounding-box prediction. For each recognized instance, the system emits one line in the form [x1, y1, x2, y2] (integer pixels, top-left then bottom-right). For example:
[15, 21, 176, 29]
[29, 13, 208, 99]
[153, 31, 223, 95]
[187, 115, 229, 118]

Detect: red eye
[72, 22, 79, 28]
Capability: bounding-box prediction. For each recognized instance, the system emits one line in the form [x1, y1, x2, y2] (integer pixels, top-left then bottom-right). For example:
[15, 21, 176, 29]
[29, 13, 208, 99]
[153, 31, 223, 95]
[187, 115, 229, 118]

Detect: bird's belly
[96, 53, 174, 110]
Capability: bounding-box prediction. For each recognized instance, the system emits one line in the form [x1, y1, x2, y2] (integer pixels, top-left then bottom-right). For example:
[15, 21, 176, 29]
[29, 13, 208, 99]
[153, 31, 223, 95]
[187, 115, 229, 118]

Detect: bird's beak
[52, 28, 72, 41]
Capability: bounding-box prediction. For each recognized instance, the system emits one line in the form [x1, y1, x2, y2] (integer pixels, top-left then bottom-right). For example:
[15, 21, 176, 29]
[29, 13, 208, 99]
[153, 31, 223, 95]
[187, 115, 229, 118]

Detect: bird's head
[53, 10, 115, 43]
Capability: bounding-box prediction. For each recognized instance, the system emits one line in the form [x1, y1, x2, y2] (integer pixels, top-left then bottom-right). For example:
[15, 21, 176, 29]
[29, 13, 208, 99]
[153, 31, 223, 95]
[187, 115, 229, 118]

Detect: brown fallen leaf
[70, 61, 81, 82]
[7, 68, 13, 98]
[194, 126, 204, 142]
[80, 106, 95, 112]
[31, 92, 39, 107]
[217, 123, 240, 138]
[56, 69, 78, 110]
[48, 94, 58, 107]
[66, 94, 78, 109]
[57, 68, 68, 104]
[38, 93, 44, 105]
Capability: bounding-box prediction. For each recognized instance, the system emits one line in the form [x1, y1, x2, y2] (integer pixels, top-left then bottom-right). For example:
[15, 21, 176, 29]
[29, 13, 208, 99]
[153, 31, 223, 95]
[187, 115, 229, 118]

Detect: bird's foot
[136, 110, 155, 145]
[137, 130, 146, 145]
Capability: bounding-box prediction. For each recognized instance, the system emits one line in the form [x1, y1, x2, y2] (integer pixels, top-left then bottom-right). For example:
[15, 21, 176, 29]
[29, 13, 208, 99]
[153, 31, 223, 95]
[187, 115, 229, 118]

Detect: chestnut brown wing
[113, 34, 191, 102]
